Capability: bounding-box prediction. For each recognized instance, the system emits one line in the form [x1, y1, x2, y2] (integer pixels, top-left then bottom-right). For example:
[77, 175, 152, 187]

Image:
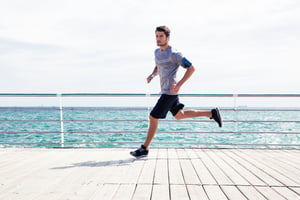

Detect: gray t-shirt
[155, 46, 192, 95]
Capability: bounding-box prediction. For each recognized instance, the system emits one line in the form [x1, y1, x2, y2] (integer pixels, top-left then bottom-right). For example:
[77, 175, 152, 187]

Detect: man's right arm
[147, 66, 158, 83]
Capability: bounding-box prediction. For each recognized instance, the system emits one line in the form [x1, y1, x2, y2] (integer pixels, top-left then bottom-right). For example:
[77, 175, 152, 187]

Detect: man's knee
[174, 110, 184, 120]
[149, 115, 159, 122]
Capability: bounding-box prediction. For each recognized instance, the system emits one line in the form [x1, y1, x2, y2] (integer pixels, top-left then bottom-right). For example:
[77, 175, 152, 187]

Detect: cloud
[0, 37, 60, 54]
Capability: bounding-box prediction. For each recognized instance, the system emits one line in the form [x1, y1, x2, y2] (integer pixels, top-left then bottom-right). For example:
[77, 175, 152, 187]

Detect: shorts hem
[150, 113, 166, 119]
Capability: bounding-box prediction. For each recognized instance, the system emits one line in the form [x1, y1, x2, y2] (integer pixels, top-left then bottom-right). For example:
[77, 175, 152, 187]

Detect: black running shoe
[211, 108, 222, 127]
[130, 145, 148, 158]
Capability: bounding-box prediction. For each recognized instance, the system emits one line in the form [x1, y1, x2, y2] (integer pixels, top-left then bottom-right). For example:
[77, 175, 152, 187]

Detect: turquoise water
[0, 107, 299, 148]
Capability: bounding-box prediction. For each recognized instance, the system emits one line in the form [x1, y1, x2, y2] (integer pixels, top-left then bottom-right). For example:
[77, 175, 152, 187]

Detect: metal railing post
[57, 94, 65, 147]
[233, 94, 238, 133]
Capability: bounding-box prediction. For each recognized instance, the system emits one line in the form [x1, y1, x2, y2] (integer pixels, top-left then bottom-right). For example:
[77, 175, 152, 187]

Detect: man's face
[155, 31, 169, 47]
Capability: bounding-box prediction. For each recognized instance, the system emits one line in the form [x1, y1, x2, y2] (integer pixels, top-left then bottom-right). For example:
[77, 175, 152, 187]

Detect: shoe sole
[130, 152, 148, 159]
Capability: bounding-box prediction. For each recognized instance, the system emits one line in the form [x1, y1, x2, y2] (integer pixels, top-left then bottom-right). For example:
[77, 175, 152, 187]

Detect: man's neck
[160, 44, 170, 51]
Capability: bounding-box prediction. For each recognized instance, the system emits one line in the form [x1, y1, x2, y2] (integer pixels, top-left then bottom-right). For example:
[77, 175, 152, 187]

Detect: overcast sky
[1, 0, 299, 95]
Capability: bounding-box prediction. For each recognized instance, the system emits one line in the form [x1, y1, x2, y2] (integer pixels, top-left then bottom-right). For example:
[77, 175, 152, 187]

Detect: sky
[0, 0, 300, 96]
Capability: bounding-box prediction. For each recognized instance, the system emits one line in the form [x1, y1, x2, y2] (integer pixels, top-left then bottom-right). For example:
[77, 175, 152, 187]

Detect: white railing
[0, 93, 299, 149]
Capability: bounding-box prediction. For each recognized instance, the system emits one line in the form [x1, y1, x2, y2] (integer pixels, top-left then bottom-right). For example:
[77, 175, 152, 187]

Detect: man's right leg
[143, 115, 159, 150]
[129, 115, 159, 158]
[130, 94, 172, 158]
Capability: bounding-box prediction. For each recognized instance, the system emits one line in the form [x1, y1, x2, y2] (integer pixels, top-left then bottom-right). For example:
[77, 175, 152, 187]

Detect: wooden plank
[204, 185, 228, 200]
[0, 150, 71, 191]
[225, 149, 279, 186]
[186, 149, 217, 185]
[45, 167, 105, 199]
[221, 186, 247, 200]
[2, 192, 37, 200]
[131, 184, 152, 200]
[170, 185, 189, 200]
[244, 149, 299, 172]
[137, 159, 156, 184]
[53, 164, 111, 199]
[60, 182, 100, 200]
[138, 149, 157, 184]
[219, 150, 266, 186]
[120, 158, 146, 184]
[39, 149, 129, 199]
[153, 149, 169, 185]
[245, 150, 300, 185]
[151, 184, 170, 200]
[272, 187, 300, 200]
[282, 150, 300, 166]
[40, 150, 116, 199]
[63, 151, 121, 185]
[186, 185, 209, 200]
[0, 150, 88, 200]
[168, 149, 184, 184]
[89, 184, 119, 200]
[237, 186, 267, 200]
[197, 149, 233, 185]
[105, 158, 136, 184]
[177, 149, 201, 184]
[237, 149, 299, 186]
[111, 184, 136, 200]
[290, 187, 300, 196]
[157, 148, 168, 159]
[0, 149, 37, 170]
[34, 191, 65, 200]
[206, 149, 249, 186]
[261, 150, 300, 170]
[255, 186, 286, 200]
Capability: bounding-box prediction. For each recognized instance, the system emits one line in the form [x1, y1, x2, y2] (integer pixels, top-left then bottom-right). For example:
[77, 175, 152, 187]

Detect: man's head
[155, 26, 170, 48]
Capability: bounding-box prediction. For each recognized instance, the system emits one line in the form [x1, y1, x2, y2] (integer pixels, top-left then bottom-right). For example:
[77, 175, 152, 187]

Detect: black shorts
[150, 94, 184, 119]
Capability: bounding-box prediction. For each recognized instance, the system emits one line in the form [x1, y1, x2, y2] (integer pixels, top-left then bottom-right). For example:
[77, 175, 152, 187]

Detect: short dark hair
[155, 26, 170, 37]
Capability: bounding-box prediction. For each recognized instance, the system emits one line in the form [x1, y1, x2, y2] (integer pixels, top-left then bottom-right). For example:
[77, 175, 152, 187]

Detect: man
[130, 26, 222, 158]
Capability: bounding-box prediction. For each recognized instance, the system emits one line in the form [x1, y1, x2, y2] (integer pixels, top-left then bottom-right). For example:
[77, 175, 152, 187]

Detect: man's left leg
[174, 109, 212, 120]
[174, 108, 222, 127]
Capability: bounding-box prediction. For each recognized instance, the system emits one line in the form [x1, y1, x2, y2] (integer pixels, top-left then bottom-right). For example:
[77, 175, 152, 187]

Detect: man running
[130, 26, 222, 158]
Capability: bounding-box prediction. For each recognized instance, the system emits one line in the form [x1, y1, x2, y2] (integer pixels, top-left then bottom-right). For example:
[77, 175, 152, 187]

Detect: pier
[0, 148, 299, 199]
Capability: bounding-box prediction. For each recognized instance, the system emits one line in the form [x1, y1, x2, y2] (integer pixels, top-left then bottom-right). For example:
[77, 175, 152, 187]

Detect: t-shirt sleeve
[172, 52, 192, 68]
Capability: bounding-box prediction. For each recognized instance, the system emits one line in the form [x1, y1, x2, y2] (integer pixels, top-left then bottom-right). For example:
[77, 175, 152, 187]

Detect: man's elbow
[189, 65, 195, 73]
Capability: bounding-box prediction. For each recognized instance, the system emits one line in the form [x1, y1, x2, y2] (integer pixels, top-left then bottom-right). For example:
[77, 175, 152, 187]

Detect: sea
[0, 107, 299, 149]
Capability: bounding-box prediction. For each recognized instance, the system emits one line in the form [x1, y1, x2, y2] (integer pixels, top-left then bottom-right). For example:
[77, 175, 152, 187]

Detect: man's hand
[147, 66, 158, 83]
[147, 74, 155, 83]
[170, 83, 181, 94]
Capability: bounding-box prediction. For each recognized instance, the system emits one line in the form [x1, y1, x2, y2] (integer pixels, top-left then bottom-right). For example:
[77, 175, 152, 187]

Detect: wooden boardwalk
[0, 148, 299, 200]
